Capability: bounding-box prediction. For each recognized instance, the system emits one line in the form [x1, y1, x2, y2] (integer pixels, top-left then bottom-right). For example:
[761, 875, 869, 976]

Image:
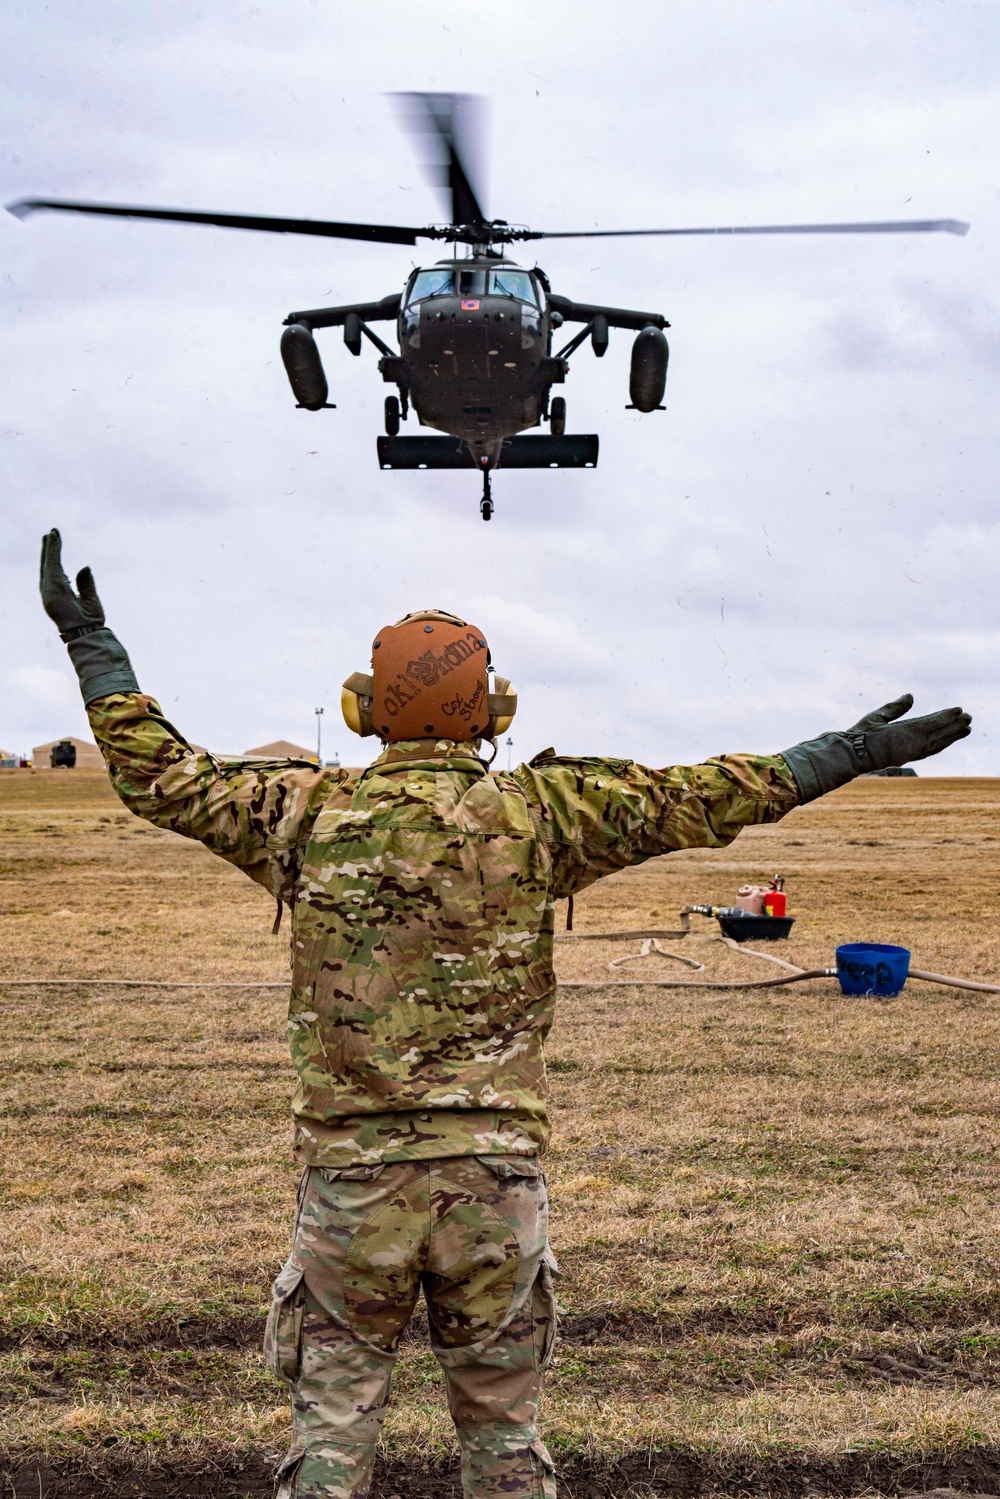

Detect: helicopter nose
[429, 300, 524, 358]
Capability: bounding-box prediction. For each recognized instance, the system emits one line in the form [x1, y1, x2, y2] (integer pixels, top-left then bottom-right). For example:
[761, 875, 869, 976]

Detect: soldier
[40, 529, 970, 1499]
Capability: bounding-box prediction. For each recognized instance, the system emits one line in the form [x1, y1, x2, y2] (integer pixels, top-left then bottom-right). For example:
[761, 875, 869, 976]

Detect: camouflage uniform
[265, 1157, 556, 1499]
[87, 692, 800, 1497]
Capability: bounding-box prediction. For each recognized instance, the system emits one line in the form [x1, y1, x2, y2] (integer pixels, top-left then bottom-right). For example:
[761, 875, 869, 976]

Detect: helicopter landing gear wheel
[550, 396, 566, 437]
[384, 395, 400, 437]
[480, 469, 493, 521]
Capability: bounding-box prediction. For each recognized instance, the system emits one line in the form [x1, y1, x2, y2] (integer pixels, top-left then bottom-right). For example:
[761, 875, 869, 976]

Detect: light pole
[315, 706, 324, 765]
[506, 735, 513, 771]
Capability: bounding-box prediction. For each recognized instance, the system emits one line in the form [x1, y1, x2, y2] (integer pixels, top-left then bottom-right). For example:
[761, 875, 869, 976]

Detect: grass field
[3, 767, 1000, 1497]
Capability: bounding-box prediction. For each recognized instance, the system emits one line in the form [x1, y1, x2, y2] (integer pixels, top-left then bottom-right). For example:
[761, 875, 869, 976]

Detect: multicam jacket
[88, 692, 800, 1166]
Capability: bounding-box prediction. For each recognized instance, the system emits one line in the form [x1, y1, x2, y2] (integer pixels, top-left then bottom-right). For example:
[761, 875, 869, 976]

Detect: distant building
[243, 739, 319, 764]
[862, 767, 917, 778]
[32, 736, 105, 769]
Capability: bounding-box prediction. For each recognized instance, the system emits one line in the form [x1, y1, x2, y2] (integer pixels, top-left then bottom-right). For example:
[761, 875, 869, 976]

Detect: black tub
[718, 914, 795, 942]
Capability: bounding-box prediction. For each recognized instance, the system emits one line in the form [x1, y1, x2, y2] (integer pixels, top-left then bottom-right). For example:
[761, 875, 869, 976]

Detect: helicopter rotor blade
[527, 217, 970, 240]
[391, 92, 488, 228]
[5, 197, 448, 246]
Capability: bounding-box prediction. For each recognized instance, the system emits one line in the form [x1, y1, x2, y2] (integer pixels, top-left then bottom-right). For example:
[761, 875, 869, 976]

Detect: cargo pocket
[264, 1259, 306, 1386]
[529, 1436, 557, 1499]
[273, 1445, 304, 1499]
[531, 1245, 559, 1371]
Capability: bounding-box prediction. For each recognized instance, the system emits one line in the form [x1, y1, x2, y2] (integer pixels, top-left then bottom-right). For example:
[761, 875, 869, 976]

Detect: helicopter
[8, 93, 968, 520]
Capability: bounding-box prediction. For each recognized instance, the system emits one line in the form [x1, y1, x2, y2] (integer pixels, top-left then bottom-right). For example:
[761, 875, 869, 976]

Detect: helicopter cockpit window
[406, 267, 542, 305]
[406, 269, 455, 303]
[489, 270, 538, 303]
[456, 269, 488, 298]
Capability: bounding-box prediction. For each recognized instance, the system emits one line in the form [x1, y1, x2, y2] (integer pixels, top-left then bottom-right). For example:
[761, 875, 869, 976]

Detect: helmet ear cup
[341, 673, 375, 737]
[487, 676, 517, 737]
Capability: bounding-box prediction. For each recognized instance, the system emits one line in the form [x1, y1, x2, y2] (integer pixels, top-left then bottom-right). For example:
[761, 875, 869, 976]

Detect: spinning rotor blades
[531, 218, 970, 240]
[6, 198, 435, 245]
[5, 88, 968, 247]
[391, 91, 489, 229]
[6, 197, 969, 246]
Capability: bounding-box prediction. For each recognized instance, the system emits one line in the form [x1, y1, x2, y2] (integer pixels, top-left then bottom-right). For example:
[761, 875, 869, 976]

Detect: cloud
[822, 280, 1000, 375]
[7, 665, 76, 710]
[1, 0, 997, 774]
[0, 665, 84, 757]
[467, 596, 614, 686]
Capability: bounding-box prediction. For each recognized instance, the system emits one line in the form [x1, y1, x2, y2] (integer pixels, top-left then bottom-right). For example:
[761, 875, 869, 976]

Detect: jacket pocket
[264, 1259, 306, 1385]
[319, 1163, 386, 1182]
[476, 1154, 542, 1180]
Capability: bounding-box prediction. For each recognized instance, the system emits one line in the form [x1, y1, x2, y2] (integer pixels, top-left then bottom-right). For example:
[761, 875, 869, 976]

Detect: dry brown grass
[3, 767, 1000, 1485]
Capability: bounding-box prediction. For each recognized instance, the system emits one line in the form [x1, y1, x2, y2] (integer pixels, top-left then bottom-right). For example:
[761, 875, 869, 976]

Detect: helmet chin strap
[479, 737, 499, 765]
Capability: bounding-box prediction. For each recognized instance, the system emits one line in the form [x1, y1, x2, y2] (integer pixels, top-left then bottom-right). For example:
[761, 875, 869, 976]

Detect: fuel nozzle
[684, 890, 795, 943]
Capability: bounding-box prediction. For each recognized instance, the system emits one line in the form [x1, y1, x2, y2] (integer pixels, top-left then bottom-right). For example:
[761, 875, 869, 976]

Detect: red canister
[764, 890, 787, 917]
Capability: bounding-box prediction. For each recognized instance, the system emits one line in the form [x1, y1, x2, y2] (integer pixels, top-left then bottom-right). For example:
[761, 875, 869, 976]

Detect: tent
[243, 739, 319, 763]
[32, 737, 105, 769]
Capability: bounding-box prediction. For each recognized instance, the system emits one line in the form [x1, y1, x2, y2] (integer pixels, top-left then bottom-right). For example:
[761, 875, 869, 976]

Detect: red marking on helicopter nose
[461, 299, 481, 310]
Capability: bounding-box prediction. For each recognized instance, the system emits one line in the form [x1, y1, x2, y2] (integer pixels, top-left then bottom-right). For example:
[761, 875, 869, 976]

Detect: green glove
[40, 529, 139, 705]
[781, 693, 972, 802]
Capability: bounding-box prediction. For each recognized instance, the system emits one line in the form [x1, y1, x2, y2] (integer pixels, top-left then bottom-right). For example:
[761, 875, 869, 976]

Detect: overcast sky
[1, 0, 997, 771]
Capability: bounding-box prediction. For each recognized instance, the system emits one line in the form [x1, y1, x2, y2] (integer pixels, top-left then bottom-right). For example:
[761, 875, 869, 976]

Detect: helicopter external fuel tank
[629, 324, 669, 412]
[280, 322, 329, 410]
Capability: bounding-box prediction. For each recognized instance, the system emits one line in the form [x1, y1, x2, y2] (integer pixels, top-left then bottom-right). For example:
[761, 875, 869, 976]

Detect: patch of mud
[559, 1305, 796, 1344]
[7, 1450, 1000, 1498]
[850, 1347, 997, 1390]
[6, 1302, 998, 1358]
[0, 1316, 263, 1355]
[1, 1307, 756, 1355]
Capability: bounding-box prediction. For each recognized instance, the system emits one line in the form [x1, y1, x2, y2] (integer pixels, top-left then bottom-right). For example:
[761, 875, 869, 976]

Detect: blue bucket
[836, 942, 910, 997]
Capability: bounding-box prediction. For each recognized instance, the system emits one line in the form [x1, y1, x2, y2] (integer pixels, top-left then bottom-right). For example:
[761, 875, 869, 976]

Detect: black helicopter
[8, 93, 968, 519]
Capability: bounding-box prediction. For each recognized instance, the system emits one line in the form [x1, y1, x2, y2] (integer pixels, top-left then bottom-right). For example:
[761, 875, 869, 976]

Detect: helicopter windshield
[488, 270, 538, 303]
[407, 269, 455, 302]
[406, 267, 541, 305]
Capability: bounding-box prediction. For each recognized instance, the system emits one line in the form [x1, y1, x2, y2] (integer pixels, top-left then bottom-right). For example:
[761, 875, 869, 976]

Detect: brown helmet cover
[371, 610, 490, 742]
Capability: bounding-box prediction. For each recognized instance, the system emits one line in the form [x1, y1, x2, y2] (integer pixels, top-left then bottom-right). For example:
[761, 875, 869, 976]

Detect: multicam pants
[264, 1155, 559, 1499]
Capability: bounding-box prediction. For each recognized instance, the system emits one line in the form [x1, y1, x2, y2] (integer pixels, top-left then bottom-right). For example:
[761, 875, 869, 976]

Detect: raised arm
[39, 530, 340, 899]
[517, 692, 971, 898]
[515, 750, 798, 896]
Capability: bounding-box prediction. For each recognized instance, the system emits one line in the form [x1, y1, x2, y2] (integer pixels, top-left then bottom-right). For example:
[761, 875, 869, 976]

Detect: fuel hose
[0, 926, 997, 994]
[559, 967, 837, 991]
[555, 915, 1000, 993]
[0, 968, 995, 993]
